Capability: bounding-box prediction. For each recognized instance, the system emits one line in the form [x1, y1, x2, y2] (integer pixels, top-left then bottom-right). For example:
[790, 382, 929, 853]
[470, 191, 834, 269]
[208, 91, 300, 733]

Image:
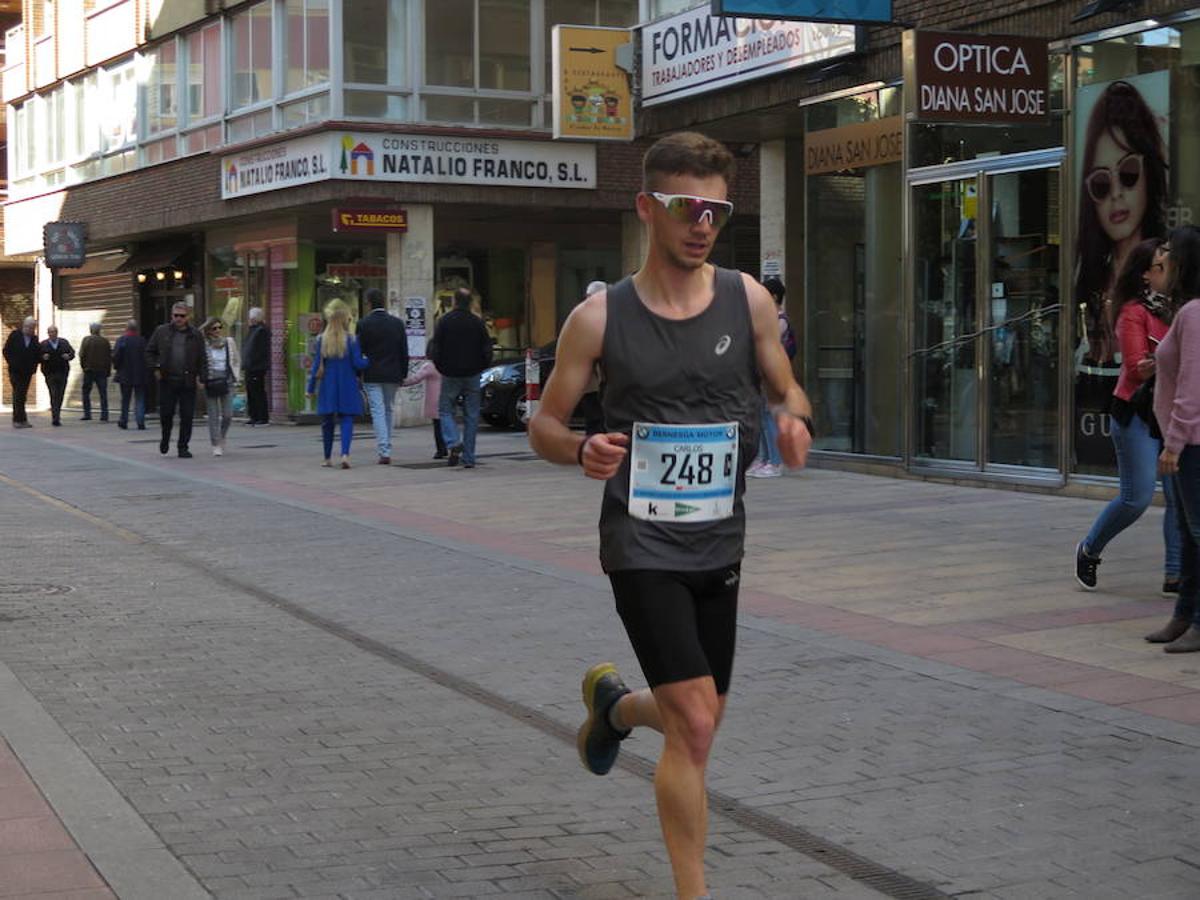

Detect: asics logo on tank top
[714, 335, 732, 355]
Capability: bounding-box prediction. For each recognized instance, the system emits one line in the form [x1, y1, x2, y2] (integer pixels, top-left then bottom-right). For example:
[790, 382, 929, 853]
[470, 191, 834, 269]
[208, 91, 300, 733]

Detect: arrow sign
[569, 46, 605, 54]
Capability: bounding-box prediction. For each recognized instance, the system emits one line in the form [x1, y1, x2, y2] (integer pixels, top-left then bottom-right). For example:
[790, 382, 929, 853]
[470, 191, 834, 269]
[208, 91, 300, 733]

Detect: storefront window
[285, 0, 331, 93]
[343, 0, 407, 85]
[1071, 21, 1200, 475]
[805, 86, 903, 457]
[232, 1, 274, 109]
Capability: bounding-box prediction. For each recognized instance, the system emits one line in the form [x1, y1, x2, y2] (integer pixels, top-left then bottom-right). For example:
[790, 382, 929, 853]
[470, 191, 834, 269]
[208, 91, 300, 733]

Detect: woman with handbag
[200, 317, 241, 457]
[1075, 238, 1181, 594]
[1148, 225, 1200, 651]
[307, 300, 369, 469]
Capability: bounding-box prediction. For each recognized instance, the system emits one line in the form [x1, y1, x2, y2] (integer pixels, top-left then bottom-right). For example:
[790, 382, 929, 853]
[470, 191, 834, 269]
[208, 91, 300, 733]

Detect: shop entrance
[911, 152, 1064, 476]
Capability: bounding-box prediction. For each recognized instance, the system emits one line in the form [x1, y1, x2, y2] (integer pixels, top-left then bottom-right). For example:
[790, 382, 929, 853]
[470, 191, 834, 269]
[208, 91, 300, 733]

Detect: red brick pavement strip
[211, 469, 1200, 729]
[0, 740, 114, 899]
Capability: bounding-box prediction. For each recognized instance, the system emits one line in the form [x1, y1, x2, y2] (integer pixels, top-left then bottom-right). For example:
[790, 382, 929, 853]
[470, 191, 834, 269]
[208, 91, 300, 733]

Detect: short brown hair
[642, 132, 736, 192]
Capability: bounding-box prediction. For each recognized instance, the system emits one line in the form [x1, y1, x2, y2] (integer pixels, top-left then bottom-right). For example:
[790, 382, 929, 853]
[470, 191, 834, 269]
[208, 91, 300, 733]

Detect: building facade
[1, 0, 758, 419]
[637, 0, 1200, 490]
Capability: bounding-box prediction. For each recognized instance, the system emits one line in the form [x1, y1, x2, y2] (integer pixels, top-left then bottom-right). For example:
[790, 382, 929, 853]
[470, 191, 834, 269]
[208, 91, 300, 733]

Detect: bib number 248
[658, 451, 733, 486]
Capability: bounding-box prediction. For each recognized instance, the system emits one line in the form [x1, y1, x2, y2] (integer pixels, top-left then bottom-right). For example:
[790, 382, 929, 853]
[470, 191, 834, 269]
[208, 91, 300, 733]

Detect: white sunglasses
[649, 192, 734, 228]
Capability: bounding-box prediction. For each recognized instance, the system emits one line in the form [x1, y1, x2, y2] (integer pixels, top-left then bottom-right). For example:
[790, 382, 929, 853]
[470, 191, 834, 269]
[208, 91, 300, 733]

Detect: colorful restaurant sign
[552, 25, 634, 141]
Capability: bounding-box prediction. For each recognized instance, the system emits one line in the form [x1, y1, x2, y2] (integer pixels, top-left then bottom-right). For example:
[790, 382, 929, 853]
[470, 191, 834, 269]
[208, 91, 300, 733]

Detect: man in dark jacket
[39, 325, 75, 426]
[79, 321, 112, 421]
[430, 287, 492, 468]
[145, 302, 208, 458]
[356, 288, 409, 464]
[113, 319, 148, 430]
[241, 307, 271, 426]
[3, 317, 40, 428]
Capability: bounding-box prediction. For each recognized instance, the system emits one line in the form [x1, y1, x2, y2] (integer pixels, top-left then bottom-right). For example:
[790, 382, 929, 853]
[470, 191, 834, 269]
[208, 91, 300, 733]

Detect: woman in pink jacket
[403, 359, 446, 459]
[1075, 238, 1180, 595]
[1148, 225, 1200, 652]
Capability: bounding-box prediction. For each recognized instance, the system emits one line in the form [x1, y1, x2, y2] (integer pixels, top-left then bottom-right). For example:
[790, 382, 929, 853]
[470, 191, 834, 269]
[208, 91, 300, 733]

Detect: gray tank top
[599, 267, 760, 572]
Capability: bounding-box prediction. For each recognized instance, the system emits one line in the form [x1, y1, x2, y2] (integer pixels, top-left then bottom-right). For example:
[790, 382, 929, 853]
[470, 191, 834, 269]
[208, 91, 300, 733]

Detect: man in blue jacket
[112, 320, 148, 430]
[356, 288, 409, 465]
[430, 287, 492, 468]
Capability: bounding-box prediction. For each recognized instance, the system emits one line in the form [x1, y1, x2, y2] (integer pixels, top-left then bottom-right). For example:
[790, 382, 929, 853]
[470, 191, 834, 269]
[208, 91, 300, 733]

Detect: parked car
[479, 342, 594, 430]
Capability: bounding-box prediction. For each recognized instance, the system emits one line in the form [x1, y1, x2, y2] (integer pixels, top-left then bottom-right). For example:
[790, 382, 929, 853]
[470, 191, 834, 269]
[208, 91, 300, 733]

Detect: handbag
[205, 377, 229, 397]
[1130, 376, 1161, 439]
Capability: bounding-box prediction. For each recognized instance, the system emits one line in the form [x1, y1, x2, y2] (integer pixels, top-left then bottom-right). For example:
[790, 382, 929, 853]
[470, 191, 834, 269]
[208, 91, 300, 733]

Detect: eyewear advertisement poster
[1072, 71, 1170, 472]
[552, 26, 633, 141]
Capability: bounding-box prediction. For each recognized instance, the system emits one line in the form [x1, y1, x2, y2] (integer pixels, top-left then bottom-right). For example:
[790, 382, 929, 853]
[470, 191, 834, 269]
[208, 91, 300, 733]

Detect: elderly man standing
[3, 317, 40, 428]
[242, 307, 271, 426]
[79, 321, 112, 421]
[39, 325, 75, 427]
[146, 302, 207, 458]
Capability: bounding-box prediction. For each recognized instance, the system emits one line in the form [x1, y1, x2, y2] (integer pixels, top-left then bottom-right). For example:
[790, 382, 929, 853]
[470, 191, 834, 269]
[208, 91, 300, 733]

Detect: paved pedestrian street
[1, 415, 1199, 899]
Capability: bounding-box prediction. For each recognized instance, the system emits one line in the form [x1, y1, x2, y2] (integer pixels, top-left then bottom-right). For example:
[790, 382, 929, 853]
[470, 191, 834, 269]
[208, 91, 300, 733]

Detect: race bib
[628, 422, 738, 522]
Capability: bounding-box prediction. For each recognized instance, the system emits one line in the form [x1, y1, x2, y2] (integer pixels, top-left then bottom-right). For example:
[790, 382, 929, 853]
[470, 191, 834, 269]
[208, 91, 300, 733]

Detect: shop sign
[712, 0, 892, 25]
[326, 264, 388, 279]
[331, 208, 409, 233]
[552, 25, 633, 141]
[804, 116, 903, 175]
[640, 10, 856, 107]
[336, 133, 595, 189]
[42, 221, 87, 268]
[221, 133, 331, 199]
[213, 275, 242, 291]
[904, 30, 1049, 124]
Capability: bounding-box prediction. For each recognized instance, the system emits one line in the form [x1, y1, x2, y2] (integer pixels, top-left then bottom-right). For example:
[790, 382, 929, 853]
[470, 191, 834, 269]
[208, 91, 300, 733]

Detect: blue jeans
[758, 399, 781, 466]
[439, 375, 481, 465]
[118, 383, 145, 428]
[1170, 447, 1200, 625]
[82, 371, 108, 418]
[1084, 413, 1181, 577]
[321, 414, 354, 459]
[363, 382, 398, 458]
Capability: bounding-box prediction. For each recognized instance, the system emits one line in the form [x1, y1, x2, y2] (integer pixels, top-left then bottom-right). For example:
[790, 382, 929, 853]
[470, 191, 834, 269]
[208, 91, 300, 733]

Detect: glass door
[913, 177, 978, 463]
[985, 167, 1061, 470]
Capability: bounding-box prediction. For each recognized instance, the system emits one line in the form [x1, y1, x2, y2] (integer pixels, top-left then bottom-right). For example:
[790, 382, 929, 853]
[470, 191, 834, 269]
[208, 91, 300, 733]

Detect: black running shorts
[609, 565, 741, 695]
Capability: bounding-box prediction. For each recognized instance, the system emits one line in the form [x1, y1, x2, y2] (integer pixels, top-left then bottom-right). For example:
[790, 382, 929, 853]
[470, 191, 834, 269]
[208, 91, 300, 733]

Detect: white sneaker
[748, 463, 782, 478]
[745, 460, 765, 476]
[213, 446, 223, 457]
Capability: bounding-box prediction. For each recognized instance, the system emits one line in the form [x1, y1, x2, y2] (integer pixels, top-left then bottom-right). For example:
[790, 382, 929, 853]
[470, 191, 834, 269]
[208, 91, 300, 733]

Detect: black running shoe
[1163, 578, 1181, 597]
[448, 444, 462, 467]
[1075, 541, 1100, 591]
[577, 662, 631, 776]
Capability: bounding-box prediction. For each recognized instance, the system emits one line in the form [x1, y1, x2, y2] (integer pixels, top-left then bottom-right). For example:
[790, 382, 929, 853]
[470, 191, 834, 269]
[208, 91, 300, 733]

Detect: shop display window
[1070, 20, 1200, 476]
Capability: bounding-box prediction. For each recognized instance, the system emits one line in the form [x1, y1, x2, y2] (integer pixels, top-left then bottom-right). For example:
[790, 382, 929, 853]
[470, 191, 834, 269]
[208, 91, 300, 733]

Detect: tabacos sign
[904, 30, 1049, 124]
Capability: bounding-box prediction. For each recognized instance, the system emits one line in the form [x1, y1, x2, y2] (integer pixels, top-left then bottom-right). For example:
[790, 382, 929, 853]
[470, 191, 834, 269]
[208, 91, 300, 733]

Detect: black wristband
[576, 435, 591, 466]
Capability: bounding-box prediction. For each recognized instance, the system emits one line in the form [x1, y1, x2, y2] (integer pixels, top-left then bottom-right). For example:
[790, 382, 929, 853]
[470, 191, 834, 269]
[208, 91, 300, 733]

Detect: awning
[118, 239, 192, 274]
[63, 252, 130, 277]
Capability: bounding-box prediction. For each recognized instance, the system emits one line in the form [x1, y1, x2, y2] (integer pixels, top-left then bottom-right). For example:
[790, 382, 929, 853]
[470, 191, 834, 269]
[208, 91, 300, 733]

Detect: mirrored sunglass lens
[705, 203, 731, 227]
[664, 196, 699, 221]
[1119, 157, 1142, 188]
[1088, 172, 1112, 201]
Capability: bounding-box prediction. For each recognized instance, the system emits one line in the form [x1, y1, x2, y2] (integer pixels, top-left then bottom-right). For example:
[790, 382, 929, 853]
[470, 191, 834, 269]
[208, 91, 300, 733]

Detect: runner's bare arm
[744, 273, 813, 468]
[529, 293, 629, 479]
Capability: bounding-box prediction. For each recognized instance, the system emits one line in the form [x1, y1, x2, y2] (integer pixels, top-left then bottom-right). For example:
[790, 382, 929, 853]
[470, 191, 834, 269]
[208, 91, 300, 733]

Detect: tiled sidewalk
[0, 739, 113, 899]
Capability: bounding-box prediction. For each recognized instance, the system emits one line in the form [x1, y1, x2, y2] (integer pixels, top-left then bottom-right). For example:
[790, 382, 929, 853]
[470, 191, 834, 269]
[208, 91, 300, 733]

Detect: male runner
[529, 131, 813, 899]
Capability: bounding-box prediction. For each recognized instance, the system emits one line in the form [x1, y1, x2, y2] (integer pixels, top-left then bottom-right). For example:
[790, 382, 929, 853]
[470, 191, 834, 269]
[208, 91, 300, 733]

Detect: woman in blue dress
[307, 300, 369, 468]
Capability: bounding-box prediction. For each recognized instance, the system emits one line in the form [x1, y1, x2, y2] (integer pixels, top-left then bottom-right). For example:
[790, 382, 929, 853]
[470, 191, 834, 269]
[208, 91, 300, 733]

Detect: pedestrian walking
[112, 320, 147, 430]
[3, 317, 39, 428]
[39, 325, 74, 427]
[200, 317, 241, 457]
[529, 131, 814, 900]
[146, 302, 208, 458]
[356, 287, 409, 465]
[402, 359, 447, 459]
[242, 307, 271, 426]
[747, 276, 794, 478]
[307, 300, 368, 469]
[1148, 224, 1200, 652]
[1075, 238, 1181, 594]
[430, 286, 492, 468]
[78, 322, 112, 421]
